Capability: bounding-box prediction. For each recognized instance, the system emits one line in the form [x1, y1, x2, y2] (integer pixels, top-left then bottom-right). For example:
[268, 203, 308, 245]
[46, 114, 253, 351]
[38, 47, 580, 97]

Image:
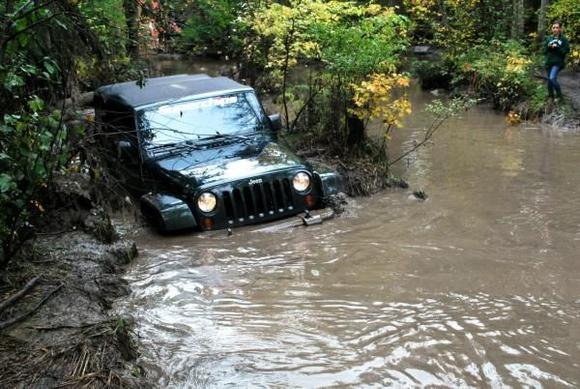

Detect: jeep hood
[155, 142, 306, 188]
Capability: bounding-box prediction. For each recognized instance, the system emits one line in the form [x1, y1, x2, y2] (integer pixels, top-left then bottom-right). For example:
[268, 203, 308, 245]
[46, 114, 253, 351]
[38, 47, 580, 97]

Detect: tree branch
[290, 83, 323, 133]
[4, 11, 61, 45]
[0, 283, 63, 331]
[0, 276, 40, 313]
[282, 18, 296, 131]
[388, 117, 446, 167]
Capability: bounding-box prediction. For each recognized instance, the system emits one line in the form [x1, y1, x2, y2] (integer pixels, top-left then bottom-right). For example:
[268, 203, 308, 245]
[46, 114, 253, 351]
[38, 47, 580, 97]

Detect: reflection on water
[117, 60, 580, 387]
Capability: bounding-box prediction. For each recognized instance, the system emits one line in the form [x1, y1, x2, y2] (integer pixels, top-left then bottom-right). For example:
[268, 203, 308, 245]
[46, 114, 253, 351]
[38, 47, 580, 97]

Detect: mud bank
[0, 180, 147, 388]
[534, 71, 580, 130]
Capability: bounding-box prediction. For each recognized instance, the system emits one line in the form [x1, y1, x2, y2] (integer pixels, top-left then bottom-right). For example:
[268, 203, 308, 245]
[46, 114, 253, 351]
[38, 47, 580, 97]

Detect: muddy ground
[0, 176, 147, 388]
[541, 70, 580, 130]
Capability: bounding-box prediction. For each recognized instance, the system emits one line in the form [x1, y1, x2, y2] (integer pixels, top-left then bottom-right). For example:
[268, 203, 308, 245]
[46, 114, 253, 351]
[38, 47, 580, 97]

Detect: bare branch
[388, 117, 446, 167]
[0, 283, 63, 331]
[0, 276, 40, 313]
[290, 84, 323, 133]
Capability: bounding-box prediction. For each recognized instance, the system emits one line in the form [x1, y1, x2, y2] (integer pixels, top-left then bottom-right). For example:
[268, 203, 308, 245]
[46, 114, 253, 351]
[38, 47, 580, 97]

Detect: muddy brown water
[116, 59, 580, 387]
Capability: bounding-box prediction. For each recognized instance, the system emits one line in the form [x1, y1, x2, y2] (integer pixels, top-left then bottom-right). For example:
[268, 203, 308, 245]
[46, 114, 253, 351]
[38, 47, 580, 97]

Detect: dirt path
[559, 70, 580, 111]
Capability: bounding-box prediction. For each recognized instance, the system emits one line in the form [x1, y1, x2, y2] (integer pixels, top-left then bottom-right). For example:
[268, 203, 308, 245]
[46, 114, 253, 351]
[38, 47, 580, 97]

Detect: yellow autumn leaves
[351, 73, 412, 130]
[570, 48, 580, 68]
[505, 55, 532, 73]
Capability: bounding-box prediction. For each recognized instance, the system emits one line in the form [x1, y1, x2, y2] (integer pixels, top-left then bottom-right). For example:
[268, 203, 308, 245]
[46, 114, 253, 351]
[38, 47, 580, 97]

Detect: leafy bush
[450, 40, 536, 110]
[79, 0, 127, 56]
[239, 1, 411, 147]
[404, 0, 514, 49]
[314, 6, 410, 77]
[528, 82, 550, 116]
[0, 0, 125, 264]
[179, 0, 240, 55]
[0, 91, 77, 264]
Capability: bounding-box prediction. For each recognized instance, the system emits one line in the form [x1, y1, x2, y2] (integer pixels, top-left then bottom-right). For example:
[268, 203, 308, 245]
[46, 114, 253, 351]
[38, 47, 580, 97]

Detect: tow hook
[302, 210, 322, 226]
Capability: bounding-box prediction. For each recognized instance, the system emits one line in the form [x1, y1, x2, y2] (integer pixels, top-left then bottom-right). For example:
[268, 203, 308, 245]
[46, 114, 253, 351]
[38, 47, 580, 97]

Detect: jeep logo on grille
[248, 178, 263, 185]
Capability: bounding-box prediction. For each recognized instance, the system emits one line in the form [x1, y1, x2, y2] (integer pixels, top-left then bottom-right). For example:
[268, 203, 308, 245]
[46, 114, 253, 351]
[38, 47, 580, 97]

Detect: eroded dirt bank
[0, 176, 147, 388]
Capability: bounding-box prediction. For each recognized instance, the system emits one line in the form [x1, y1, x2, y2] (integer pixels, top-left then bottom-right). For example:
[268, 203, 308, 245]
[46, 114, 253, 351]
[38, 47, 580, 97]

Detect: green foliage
[79, 0, 127, 56]
[450, 40, 536, 110]
[0, 0, 96, 263]
[425, 97, 478, 118]
[315, 9, 410, 77]
[528, 82, 550, 116]
[0, 100, 76, 261]
[241, 2, 409, 86]
[179, 0, 241, 55]
[404, 0, 516, 49]
[239, 0, 411, 156]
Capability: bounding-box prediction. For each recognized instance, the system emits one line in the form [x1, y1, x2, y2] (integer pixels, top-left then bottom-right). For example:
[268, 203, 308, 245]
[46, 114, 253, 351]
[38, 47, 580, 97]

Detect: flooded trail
[117, 61, 580, 387]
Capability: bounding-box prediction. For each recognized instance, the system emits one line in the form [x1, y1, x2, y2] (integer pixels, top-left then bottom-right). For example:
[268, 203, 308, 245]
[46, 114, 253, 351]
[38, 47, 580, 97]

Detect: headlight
[292, 172, 311, 192]
[197, 192, 217, 213]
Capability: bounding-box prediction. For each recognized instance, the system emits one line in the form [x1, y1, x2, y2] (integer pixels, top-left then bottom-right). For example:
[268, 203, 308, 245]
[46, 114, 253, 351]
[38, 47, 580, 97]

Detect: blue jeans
[547, 65, 562, 98]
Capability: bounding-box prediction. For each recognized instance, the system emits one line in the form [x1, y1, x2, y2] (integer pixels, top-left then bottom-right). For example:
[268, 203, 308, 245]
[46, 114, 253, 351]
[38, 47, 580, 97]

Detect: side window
[245, 92, 267, 124]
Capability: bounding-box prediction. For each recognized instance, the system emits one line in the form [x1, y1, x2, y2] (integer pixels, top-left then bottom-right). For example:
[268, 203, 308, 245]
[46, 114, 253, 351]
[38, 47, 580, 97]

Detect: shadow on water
[116, 57, 580, 387]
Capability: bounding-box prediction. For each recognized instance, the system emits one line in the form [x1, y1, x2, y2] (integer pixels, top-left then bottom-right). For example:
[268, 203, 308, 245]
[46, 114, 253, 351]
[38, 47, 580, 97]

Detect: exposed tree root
[0, 276, 40, 313]
[0, 284, 63, 330]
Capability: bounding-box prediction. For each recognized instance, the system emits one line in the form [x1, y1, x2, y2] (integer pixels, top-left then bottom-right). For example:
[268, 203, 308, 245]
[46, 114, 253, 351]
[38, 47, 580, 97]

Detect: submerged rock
[412, 189, 428, 201]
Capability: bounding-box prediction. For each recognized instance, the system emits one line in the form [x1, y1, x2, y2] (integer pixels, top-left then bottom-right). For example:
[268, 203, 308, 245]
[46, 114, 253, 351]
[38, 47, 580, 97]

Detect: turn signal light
[201, 217, 214, 230]
[304, 194, 315, 208]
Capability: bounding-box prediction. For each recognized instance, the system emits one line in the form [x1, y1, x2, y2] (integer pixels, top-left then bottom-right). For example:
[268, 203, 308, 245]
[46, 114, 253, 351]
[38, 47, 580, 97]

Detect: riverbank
[0, 175, 146, 388]
[541, 70, 580, 130]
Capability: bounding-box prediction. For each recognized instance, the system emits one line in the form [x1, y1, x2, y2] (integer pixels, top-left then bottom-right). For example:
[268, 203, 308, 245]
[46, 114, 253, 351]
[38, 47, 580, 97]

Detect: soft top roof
[95, 74, 253, 109]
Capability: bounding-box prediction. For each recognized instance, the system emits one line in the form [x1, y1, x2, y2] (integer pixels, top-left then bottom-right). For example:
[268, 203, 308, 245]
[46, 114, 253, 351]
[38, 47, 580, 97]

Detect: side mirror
[117, 140, 135, 161]
[268, 114, 282, 132]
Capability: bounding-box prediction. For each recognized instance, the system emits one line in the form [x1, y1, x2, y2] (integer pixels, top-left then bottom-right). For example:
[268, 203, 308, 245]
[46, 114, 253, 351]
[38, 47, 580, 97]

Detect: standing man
[544, 21, 570, 100]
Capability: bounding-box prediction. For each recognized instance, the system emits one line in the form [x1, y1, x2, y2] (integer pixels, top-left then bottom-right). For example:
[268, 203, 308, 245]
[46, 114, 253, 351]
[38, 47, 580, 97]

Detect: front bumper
[197, 172, 320, 230]
[141, 170, 342, 233]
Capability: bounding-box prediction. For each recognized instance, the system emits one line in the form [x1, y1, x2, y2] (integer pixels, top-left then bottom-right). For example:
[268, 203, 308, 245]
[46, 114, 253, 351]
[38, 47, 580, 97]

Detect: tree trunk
[537, 0, 550, 42]
[347, 114, 365, 147]
[124, 0, 142, 58]
[511, 0, 525, 40]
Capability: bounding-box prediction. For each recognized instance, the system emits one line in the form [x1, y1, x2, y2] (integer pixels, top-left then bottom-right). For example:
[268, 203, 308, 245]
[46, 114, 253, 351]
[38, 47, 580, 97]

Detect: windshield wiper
[196, 129, 268, 143]
[198, 133, 248, 141]
[148, 140, 200, 157]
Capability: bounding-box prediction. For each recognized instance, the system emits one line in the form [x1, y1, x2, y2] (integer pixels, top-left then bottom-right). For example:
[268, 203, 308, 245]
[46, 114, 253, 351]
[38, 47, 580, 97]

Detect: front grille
[222, 178, 295, 224]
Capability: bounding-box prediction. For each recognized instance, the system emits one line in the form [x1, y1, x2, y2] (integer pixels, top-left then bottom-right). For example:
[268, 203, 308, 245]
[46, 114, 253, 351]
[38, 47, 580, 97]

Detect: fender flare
[140, 193, 197, 232]
[314, 171, 343, 198]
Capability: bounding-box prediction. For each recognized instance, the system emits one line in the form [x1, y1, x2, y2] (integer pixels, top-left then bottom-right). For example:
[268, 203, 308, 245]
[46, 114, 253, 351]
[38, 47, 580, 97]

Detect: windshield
[138, 92, 266, 147]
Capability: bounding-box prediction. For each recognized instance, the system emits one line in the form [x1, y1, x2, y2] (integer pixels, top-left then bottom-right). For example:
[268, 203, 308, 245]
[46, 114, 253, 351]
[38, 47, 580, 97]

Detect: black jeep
[94, 74, 341, 232]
